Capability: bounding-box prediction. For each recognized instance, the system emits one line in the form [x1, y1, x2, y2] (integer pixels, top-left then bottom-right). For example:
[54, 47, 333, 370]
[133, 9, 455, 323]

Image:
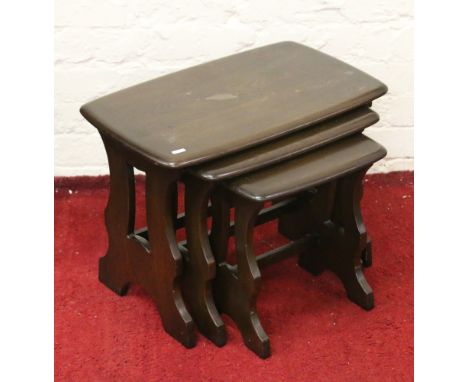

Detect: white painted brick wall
[54, 0, 413, 175]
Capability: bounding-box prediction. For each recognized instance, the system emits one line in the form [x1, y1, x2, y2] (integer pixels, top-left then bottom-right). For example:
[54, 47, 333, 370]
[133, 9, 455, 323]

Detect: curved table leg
[145, 167, 196, 348]
[98, 134, 135, 296]
[279, 184, 374, 271]
[183, 176, 226, 346]
[291, 171, 374, 310]
[329, 168, 374, 310]
[361, 236, 373, 268]
[213, 194, 270, 359]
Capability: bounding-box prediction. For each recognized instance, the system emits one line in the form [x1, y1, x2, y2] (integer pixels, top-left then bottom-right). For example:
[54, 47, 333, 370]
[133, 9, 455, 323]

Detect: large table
[80, 41, 387, 350]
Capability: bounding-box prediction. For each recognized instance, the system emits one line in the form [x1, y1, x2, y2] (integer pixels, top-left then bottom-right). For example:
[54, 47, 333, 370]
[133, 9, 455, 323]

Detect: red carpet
[55, 172, 413, 381]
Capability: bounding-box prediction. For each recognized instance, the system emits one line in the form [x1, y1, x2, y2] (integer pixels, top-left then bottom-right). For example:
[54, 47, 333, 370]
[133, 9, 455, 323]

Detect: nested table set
[80, 42, 388, 358]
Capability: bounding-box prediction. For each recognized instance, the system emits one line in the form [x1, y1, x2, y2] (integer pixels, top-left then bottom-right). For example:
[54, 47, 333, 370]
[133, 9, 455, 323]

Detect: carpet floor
[55, 171, 413, 381]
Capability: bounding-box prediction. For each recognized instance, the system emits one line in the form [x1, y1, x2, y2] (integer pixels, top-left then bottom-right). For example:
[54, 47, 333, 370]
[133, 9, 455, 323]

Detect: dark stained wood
[82, 40, 390, 357]
[209, 189, 314, 358]
[96, 129, 384, 356]
[98, 133, 197, 348]
[329, 168, 374, 309]
[303, 170, 374, 309]
[278, 183, 335, 242]
[175, 206, 212, 230]
[227, 197, 303, 236]
[80, 42, 387, 169]
[182, 175, 226, 346]
[157, 195, 304, 249]
[255, 235, 313, 268]
[362, 237, 373, 268]
[98, 133, 135, 296]
[295, 182, 338, 277]
[210, 134, 385, 358]
[279, 185, 373, 268]
[143, 166, 197, 346]
[133, 226, 149, 240]
[192, 107, 378, 181]
[290, 170, 374, 309]
[212, 195, 270, 359]
[226, 135, 386, 202]
[209, 189, 231, 266]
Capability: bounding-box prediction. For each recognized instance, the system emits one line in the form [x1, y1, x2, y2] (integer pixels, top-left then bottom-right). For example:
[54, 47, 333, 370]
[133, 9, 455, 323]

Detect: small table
[200, 134, 386, 358]
[80, 41, 387, 348]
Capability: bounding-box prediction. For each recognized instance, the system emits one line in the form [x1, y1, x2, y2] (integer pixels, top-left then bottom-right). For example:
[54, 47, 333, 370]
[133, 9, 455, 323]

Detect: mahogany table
[80, 41, 387, 350]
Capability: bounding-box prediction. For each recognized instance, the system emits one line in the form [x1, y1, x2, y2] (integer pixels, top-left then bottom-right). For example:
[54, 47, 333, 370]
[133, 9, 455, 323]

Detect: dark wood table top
[226, 134, 387, 201]
[80, 41, 387, 169]
[193, 107, 378, 181]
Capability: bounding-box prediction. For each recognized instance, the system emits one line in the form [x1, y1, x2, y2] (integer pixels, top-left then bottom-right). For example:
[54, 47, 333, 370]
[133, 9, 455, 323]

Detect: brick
[364, 128, 414, 159]
[55, 28, 152, 64]
[55, 0, 129, 27]
[55, 132, 107, 167]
